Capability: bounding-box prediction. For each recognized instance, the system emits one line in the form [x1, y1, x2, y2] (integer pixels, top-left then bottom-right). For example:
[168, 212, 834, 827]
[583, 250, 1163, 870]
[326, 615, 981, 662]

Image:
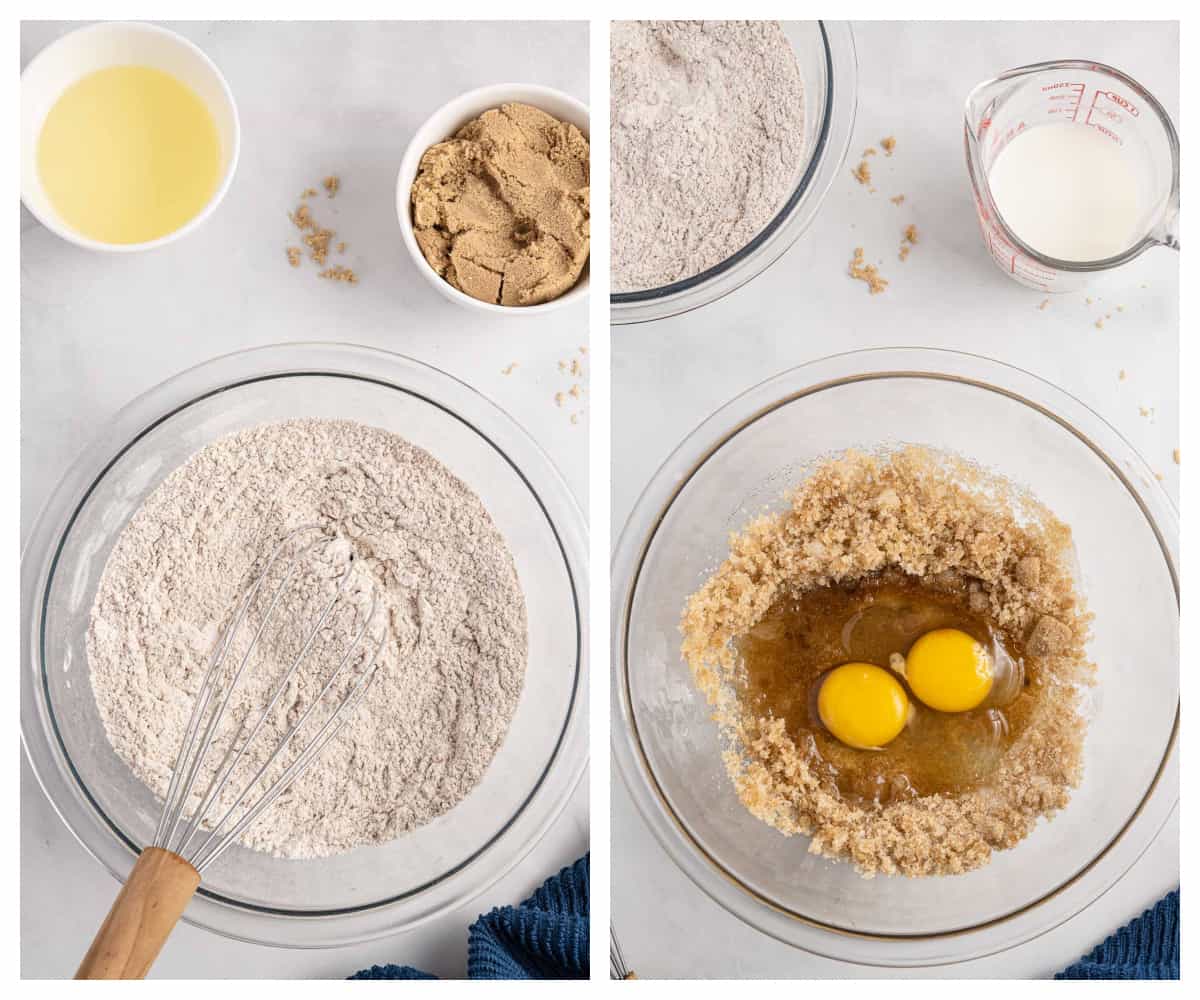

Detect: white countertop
[611, 20, 1179, 979]
[20, 19, 589, 980]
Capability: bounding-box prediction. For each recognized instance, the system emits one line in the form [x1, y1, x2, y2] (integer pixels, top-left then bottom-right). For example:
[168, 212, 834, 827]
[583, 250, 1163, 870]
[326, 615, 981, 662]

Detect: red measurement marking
[1084, 91, 1127, 143]
[1100, 90, 1140, 116]
[1044, 82, 1086, 122]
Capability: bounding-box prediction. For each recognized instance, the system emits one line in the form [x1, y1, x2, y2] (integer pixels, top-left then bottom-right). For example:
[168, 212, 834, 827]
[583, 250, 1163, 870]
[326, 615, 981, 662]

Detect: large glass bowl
[612, 348, 1178, 966]
[22, 343, 588, 948]
[610, 21, 857, 325]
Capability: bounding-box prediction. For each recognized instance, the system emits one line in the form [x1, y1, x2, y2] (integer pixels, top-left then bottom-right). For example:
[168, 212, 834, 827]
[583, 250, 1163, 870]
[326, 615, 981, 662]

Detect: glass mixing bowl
[610, 21, 858, 325]
[22, 343, 588, 948]
[612, 348, 1178, 966]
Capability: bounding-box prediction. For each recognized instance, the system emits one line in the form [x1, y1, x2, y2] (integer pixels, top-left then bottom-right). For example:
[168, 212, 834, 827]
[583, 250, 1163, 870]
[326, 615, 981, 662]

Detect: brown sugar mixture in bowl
[680, 447, 1093, 877]
[411, 103, 590, 307]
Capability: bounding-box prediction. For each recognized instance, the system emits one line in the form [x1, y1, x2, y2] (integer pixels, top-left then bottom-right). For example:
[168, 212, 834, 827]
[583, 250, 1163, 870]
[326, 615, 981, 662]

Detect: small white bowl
[396, 83, 590, 314]
[20, 21, 240, 253]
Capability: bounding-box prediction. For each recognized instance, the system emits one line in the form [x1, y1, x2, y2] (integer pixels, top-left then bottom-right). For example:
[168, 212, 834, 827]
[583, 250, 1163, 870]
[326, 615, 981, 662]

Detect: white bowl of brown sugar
[396, 83, 590, 314]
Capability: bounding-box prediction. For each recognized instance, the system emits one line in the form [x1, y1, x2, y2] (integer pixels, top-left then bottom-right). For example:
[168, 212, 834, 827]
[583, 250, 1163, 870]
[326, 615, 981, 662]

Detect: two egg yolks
[816, 629, 994, 749]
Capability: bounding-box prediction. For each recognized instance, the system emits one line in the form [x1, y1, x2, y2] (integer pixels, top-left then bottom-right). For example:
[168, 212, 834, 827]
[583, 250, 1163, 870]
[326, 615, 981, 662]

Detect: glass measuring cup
[965, 60, 1178, 292]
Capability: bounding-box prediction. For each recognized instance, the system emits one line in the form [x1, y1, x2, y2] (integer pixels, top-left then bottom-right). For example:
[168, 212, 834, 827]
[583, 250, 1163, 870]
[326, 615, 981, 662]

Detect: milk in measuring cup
[987, 123, 1143, 262]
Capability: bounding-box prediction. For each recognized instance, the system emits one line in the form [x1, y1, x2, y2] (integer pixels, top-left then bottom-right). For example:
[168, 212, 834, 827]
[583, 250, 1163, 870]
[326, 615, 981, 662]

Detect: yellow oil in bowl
[37, 65, 221, 245]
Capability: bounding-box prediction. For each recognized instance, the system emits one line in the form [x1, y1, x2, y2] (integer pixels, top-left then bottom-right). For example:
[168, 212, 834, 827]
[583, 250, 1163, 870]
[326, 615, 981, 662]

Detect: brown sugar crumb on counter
[899, 224, 918, 261]
[291, 203, 313, 230]
[862, 146, 877, 157]
[1094, 318, 1104, 330]
[305, 228, 334, 266]
[501, 362, 519, 376]
[1038, 299, 1050, 311]
[881, 135, 896, 155]
[849, 247, 888, 294]
[286, 176, 361, 283]
[318, 265, 358, 284]
[552, 347, 588, 422]
[851, 160, 872, 185]
[1119, 369, 1127, 381]
[890, 194, 906, 206]
[1173, 448, 1181, 465]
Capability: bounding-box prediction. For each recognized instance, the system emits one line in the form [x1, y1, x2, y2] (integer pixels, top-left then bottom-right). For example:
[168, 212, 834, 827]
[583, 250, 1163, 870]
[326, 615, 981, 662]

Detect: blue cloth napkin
[350, 854, 589, 981]
[1056, 889, 1179, 980]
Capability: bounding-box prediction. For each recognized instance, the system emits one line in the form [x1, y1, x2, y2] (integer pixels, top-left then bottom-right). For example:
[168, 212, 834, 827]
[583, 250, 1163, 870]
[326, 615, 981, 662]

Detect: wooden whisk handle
[75, 847, 200, 979]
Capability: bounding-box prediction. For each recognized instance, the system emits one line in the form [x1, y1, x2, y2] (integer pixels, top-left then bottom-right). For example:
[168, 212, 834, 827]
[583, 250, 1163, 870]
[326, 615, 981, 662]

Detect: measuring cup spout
[1152, 211, 1180, 252]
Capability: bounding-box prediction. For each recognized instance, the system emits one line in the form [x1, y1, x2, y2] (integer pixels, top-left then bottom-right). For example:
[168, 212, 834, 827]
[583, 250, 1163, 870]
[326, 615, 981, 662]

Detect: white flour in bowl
[610, 20, 806, 293]
[86, 418, 527, 859]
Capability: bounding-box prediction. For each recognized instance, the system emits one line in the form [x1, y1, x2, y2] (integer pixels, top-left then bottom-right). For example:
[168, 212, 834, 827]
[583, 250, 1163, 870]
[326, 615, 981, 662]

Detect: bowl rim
[395, 82, 590, 316]
[19, 20, 242, 254]
[21, 341, 589, 948]
[611, 346, 1178, 967]
[609, 20, 858, 324]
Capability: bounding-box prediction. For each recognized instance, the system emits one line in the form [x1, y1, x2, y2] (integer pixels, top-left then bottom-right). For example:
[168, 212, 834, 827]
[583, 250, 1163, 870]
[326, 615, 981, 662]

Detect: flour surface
[87, 418, 527, 859]
[610, 20, 806, 292]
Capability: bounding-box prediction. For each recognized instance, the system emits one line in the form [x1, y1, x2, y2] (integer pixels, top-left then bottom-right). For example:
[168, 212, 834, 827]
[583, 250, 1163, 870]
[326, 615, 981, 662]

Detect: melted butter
[734, 572, 1034, 805]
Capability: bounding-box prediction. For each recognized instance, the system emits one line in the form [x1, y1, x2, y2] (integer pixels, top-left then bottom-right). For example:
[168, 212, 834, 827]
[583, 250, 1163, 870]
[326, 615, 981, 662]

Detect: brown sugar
[318, 265, 358, 284]
[849, 247, 888, 294]
[411, 103, 589, 306]
[680, 447, 1091, 878]
[881, 135, 897, 156]
[305, 227, 334, 266]
[288, 180, 359, 284]
[290, 203, 313, 230]
[851, 160, 872, 185]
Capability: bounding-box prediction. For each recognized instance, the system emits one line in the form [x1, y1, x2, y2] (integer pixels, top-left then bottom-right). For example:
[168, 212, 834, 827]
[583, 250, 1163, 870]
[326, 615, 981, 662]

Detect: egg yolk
[817, 662, 910, 750]
[904, 628, 993, 712]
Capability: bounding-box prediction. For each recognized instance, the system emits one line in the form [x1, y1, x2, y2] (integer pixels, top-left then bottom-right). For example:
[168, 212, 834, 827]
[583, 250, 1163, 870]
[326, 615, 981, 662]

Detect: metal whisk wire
[611, 925, 635, 980]
[77, 524, 387, 979]
[152, 524, 385, 874]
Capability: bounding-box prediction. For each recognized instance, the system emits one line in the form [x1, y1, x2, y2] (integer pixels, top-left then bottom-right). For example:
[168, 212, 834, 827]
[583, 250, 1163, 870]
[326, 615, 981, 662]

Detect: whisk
[610, 925, 636, 980]
[76, 525, 386, 979]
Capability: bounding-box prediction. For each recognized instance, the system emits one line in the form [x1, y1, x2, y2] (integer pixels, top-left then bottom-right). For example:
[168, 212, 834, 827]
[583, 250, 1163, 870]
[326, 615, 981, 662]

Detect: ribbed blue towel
[1056, 889, 1179, 980]
[349, 854, 589, 981]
